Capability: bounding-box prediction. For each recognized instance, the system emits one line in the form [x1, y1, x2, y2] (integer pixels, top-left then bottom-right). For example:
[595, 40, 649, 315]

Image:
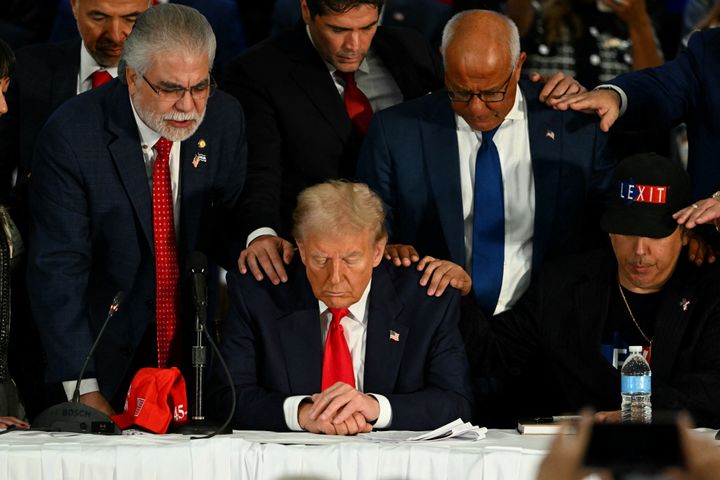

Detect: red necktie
[91, 70, 112, 88]
[335, 71, 373, 135]
[152, 137, 180, 368]
[321, 308, 355, 391]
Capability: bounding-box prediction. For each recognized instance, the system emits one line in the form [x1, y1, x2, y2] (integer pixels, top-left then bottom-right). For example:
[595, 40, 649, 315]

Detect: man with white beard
[27, 4, 247, 417]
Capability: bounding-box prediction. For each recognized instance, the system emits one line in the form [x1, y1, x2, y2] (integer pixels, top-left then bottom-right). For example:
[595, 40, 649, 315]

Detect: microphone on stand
[178, 252, 218, 435]
[33, 292, 125, 434]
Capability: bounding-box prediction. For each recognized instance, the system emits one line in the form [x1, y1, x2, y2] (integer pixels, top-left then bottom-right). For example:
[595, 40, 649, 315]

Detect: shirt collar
[305, 25, 371, 76]
[129, 96, 163, 150]
[318, 279, 372, 325]
[454, 84, 526, 133]
[79, 42, 118, 84]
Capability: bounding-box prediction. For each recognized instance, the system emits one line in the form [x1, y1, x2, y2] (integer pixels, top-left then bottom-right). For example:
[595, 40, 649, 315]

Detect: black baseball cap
[601, 153, 691, 238]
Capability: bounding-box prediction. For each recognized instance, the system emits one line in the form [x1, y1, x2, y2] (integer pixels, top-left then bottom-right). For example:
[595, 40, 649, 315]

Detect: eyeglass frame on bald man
[446, 67, 515, 104]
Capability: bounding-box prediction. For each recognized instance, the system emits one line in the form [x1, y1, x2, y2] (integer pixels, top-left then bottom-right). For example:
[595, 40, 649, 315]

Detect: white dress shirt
[282, 280, 393, 431]
[456, 89, 536, 315]
[62, 98, 183, 401]
[245, 28, 403, 246]
[77, 42, 118, 94]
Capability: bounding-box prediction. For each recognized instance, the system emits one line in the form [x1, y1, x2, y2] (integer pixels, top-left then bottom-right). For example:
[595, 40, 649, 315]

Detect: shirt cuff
[283, 395, 310, 431]
[62, 378, 100, 401]
[368, 393, 392, 429]
[246, 227, 279, 247]
[595, 84, 627, 116]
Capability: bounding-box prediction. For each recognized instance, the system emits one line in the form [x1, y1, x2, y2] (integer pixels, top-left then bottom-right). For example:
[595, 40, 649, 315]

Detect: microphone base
[176, 418, 228, 435]
[32, 401, 120, 435]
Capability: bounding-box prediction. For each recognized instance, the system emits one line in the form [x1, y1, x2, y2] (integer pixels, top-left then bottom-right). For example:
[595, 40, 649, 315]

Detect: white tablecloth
[0, 428, 553, 480]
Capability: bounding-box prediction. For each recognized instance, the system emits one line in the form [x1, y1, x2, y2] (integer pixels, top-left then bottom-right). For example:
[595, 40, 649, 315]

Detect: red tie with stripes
[91, 70, 112, 88]
[321, 308, 355, 391]
[152, 137, 180, 368]
[335, 70, 373, 135]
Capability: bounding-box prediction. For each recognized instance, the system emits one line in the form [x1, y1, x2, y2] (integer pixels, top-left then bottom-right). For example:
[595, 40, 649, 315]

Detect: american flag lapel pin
[545, 129, 555, 141]
[389, 330, 400, 342]
[680, 298, 690, 311]
[192, 153, 207, 169]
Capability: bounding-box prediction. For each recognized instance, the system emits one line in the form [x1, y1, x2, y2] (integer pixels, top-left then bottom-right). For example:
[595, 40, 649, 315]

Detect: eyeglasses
[142, 75, 217, 102]
[447, 68, 515, 104]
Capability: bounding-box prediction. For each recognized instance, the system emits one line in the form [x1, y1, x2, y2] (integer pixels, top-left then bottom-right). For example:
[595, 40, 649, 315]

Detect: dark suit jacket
[0, 38, 80, 198]
[356, 81, 615, 275]
[209, 259, 473, 431]
[27, 79, 247, 400]
[221, 23, 444, 239]
[463, 249, 720, 428]
[610, 28, 720, 200]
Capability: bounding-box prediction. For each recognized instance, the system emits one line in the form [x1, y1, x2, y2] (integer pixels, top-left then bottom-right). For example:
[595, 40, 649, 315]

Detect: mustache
[162, 112, 200, 122]
[628, 257, 656, 267]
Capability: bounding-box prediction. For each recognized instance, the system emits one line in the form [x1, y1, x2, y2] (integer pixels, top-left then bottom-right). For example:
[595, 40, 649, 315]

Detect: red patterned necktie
[334, 70, 373, 135]
[152, 137, 180, 368]
[321, 308, 355, 391]
[91, 70, 112, 88]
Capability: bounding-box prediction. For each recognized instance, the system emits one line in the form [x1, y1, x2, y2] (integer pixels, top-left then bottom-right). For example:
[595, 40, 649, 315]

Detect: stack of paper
[405, 418, 488, 442]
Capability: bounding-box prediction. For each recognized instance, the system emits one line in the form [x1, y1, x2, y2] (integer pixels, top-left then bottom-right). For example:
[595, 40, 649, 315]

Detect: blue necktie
[471, 127, 504, 315]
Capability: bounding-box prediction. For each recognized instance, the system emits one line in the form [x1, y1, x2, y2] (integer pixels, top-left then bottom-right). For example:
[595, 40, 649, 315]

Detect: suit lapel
[107, 83, 154, 251]
[278, 280, 323, 393]
[421, 91, 466, 266]
[363, 264, 408, 393]
[372, 28, 420, 100]
[523, 81, 562, 273]
[178, 126, 209, 255]
[278, 308, 324, 394]
[285, 26, 350, 141]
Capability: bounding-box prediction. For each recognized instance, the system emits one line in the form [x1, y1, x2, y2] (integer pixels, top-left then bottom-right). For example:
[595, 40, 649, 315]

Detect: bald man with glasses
[357, 9, 616, 317]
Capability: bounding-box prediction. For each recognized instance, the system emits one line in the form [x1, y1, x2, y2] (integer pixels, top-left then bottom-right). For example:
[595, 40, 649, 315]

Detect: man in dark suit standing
[210, 181, 472, 433]
[0, 0, 153, 194]
[27, 4, 247, 416]
[356, 10, 615, 316]
[224, 0, 444, 286]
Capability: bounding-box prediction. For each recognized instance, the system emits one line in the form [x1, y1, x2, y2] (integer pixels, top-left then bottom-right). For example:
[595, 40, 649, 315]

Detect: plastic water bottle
[621, 346, 652, 423]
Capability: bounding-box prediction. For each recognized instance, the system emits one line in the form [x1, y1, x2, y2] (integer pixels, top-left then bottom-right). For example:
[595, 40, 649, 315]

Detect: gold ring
[692, 203, 699, 209]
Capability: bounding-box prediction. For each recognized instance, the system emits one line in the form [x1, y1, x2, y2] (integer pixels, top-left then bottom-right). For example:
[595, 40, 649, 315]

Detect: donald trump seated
[210, 180, 473, 434]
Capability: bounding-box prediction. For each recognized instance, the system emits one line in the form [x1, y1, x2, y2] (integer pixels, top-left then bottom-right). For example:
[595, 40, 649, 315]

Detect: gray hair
[293, 180, 387, 243]
[119, 4, 216, 82]
[440, 10, 520, 74]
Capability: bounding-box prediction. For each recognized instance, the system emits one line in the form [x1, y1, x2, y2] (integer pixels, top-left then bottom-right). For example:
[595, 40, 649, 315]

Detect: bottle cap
[628, 345, 643, 354]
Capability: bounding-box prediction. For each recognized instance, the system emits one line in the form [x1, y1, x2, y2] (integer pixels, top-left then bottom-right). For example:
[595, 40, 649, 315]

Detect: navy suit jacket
[27, 79, 247, 400]
[0, 38, 80, 197]
[209, 260, 473, 431]
[610, 28, 720, 200]
[357, 81, 615, 275]
[222, 23, 444, 240]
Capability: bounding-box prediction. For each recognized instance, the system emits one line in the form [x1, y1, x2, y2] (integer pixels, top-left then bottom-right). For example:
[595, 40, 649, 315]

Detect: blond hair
[293, 180, 387, 243]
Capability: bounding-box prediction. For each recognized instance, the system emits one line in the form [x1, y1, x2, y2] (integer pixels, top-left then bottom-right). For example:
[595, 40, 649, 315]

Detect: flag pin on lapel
[192, 153, 207, 169]
[389, 330, 400, 342]
[545, 129, 555, 140]
[680, 298, 690, 311]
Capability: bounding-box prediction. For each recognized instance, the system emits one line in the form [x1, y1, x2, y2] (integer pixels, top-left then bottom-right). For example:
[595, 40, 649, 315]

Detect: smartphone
[584, 423, 684, 473]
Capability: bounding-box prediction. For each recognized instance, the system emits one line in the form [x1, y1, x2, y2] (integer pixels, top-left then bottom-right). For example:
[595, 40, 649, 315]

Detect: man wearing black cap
[464, 153, 720, 428]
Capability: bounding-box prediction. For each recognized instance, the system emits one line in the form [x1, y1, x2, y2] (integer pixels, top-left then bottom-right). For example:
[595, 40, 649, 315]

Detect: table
[0, 429, 553, 480]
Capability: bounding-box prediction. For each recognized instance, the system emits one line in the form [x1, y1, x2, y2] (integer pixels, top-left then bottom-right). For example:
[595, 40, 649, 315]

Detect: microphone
[72, 291, 125, 403]
[32, 292, 125, 434]
[188, 251, 208, 323]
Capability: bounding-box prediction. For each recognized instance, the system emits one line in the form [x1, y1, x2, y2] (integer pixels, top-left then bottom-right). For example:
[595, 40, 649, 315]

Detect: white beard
[132, 94, 206, 142]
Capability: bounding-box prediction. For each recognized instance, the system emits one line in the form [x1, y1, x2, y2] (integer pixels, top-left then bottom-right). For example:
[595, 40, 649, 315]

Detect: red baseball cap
[112, 367, 189, 433]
